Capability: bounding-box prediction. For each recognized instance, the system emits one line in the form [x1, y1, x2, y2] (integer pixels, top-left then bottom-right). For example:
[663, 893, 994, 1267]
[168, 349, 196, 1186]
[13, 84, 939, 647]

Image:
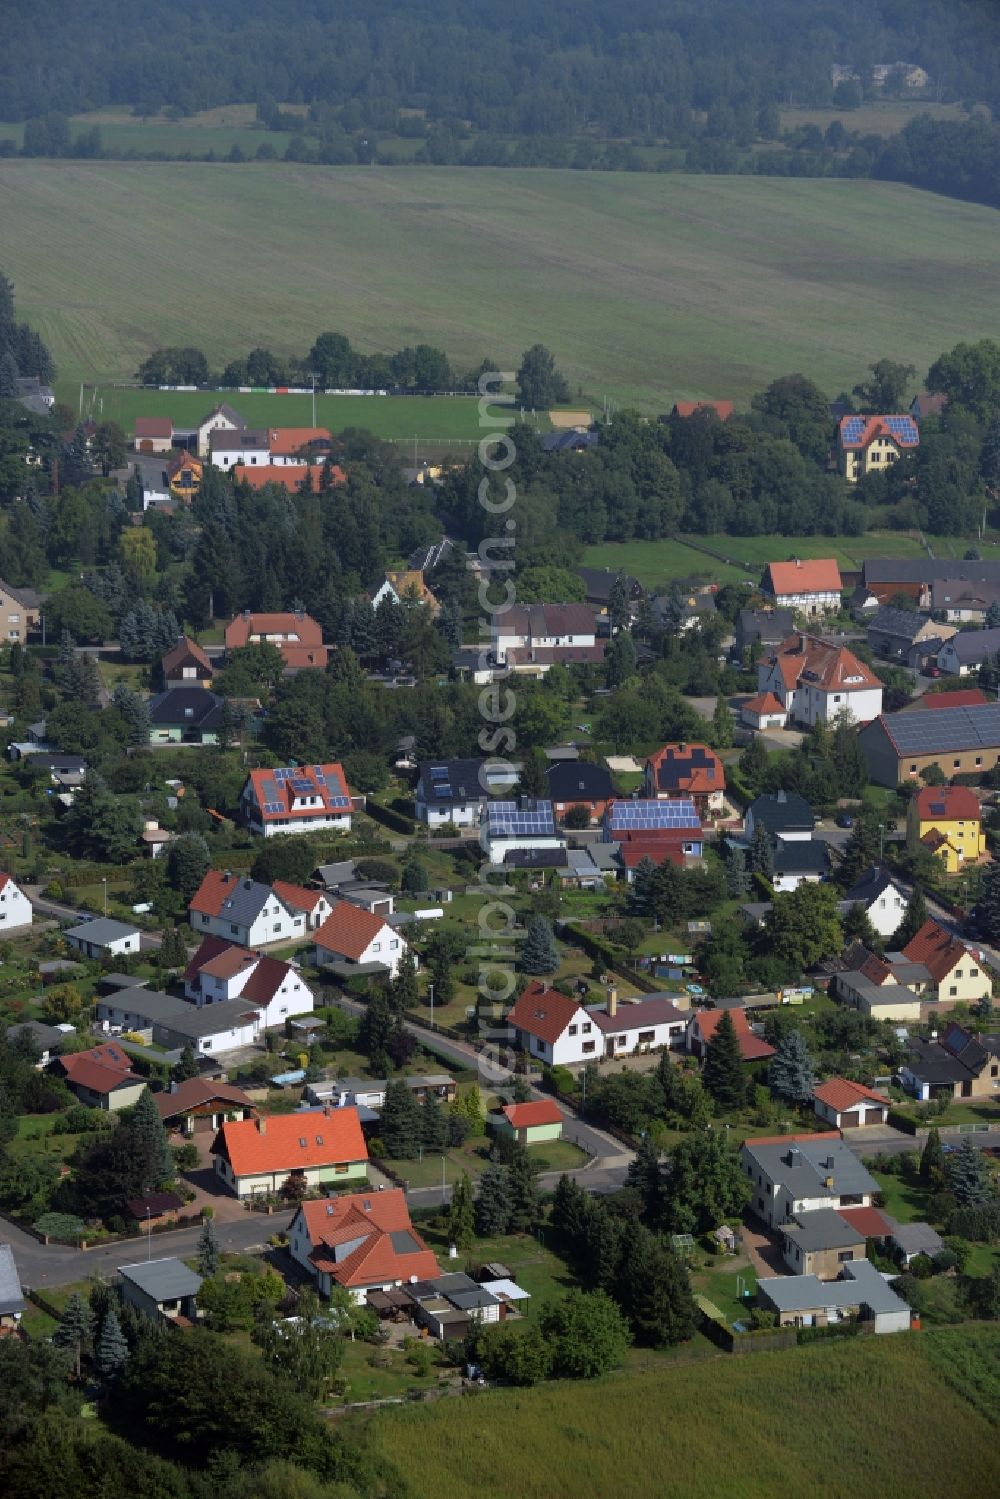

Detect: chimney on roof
[242, 610, 251, 620]
[824, 1176, 834, 1189]
[608, 985, 618, 1018]
[256, 1116, 266, 1134]
[798, 634, 808, 652]
[795, 558, 802, 568]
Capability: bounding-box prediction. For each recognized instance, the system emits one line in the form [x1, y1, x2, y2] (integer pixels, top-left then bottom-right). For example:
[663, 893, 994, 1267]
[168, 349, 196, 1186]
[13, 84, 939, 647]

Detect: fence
[558, 921, 661, 994]
[699, 1311, 797, 1354]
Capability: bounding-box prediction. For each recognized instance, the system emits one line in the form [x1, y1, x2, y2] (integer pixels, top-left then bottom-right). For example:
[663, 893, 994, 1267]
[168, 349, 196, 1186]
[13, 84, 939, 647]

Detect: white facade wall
[765, 673, 883, 728]
[66, 930, 140, 958]
[773, 870, 823, 893]
[191, 902, 306, 948]
[815, 1097, 888, 1128]
[518, 1015, 599, 1067]
[415, 799, 482, 827]
[485, 834, 565, 862]
[599, 1017, 687, 1055]
[861, 885, 908, 938]
[771, 589, 841, 613]
[197, 413, 240, 458]
[493, 628, 596, 665]
[210, 445, 269, 469]
[0, 880, 32, 929]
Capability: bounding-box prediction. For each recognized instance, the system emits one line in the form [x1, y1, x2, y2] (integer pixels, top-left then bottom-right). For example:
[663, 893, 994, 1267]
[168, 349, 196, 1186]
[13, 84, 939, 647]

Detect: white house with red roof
[289, 1188, 439, 1301]
[225, 610, 328, 672]
[506, 981, 599, 1066]
[53, 1043, 147, 1112]
[761, 559, 843, 615]
[188, 871, 306, 947]
[492, 603, 600, 670]
[0, 873, 32, 930]
[812, 1077, 891, 1130]
[211, 1107, 369, 1199]
[271, 880, 334, 929]
[837, 413, 919, 483]
[755, 633, 883, 728]
[311, 899, 412, 978]
[643, 743, 726, 815]
[240, 763, 352, 837]
[183, 935, 316, 1025]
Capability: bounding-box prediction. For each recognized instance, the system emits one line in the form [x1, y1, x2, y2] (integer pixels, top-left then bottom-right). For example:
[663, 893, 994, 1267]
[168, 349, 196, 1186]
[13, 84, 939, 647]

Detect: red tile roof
[212, 1107, 367, 1177]
[742, 692, 786, 717]
[619, 840, 688, 870]
[294, 1188, 438, 1289]
[812, 1077, 889, 1114]
[768, 634, 881, 694]
[244, 763, 350, 825]
[646, 742, 725, 797]
[238, 954, 295, 1006]
[161, 635, 212, 677]
[506, 980, 582, 1046]
[201, 945, 258, 981]
[838, 414, 919, 451]
[225, 611, 323, 650]
[672, 401, 734, 420]
[501, 1100, 564, 1129]
[234, 464, 346, 493]
[184, 933, 236, 981]
[835, 1205, 893, 1239]
[913, 785, 981, 822]
[914, 688, 988, 711]
[267, 427, 332, 456]
[743, 1130, 842, 1147]
[272, 880, 327, 913]
[902, 919, 971, 984]
[188, 870, 251, 918]
[765, 560, 842, 598]
[313, 900, 390, 961]
[690, 1008, 776, 1061]
[59, 1043, 144, 1096]
[135, 417, 172, 439]
[155, 1077, 255, 1120]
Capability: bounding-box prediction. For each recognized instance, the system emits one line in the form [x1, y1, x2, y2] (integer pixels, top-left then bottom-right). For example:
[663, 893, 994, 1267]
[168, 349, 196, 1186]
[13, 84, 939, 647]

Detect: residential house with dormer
[754, 634, 883, 728]
[837, 414, 920, 483]
[240, 762, 352, 837]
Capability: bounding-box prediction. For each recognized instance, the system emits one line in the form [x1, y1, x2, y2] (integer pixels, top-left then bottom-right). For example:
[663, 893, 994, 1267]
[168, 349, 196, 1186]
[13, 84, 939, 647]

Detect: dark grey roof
[118, 1256, 202, 1301]
[930, 579, 1000, 611]
[153, 998, 259, 1040]
[96, 986, 188, 1024]
[772, 840, 830, 876]
[147, 688, 225, 729]
[737, 608, 794, 643]
[873, 702, 1000, 756]
[863, 558, 1000, 587]
[64, 917, 139, 945]
[742, 1138, 878, 1200]
[939, 628, 1000, 665]
[888, 1220, 944, 1256]
[23, 752, 87, 775]
[502, 848, 569, 869]
[546, 760, 613, 800]
[210, 878, 283, 926]
[842, 865, 901, 906]
[315, 861, 356, 888]
[748, 790, 814, 835]
[199, 403, 246, 430]
[406, 537, 455, 573]
[866, 605, 928, 643]
[577, 567, 642, 602]
[416, 759, 493, 807]
[541, 429, 598, 453]
[209, 427, 267, 451]
[5, 1018, 65, 1053]
[784, 1208, 865, 1252]
[904, 1037, 975, 1085]
[0, 1243, 26, 1318]
[759, 1259, 907, 1317]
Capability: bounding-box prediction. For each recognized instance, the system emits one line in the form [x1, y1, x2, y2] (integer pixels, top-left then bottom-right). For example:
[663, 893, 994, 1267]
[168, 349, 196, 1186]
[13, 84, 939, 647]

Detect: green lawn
[365, 1326, 999, 1499]
[870, 1169, 934, 1225]
[4, 165, 1000, 405]
[339, 1336, 452, 1403]
[418, 1223, 577, 1306]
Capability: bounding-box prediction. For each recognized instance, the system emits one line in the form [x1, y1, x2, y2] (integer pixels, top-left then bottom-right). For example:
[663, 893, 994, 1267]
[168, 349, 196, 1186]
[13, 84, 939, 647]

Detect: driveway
[740, 1218, 787, 1279]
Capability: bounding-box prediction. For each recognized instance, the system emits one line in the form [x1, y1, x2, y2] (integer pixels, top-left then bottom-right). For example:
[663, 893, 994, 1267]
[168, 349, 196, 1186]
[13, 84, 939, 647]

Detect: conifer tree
[520, 914, 559, 974]
[197, 1215, 221, 1277]
[894, 883, 929, 946]
[947, 1137, 990, 1207]
[726, 845, 751, 898]
[919, 1126, 945, 1188]
[702, 1010, 744, 1111]
[476, 1163, 513, 1235]
[749, 823, 774, 878]
[768, 1030, 815, 1105]
[129, 1087, 174, 1187]
[55, 1290, 95, 1378]
[96, 1304, 129, 1380]
[447, 1171, 476, 1249]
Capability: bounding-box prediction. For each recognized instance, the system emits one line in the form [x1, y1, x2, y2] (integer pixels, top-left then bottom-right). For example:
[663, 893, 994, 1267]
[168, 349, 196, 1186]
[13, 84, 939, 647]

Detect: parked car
[835, 811, 854, 828]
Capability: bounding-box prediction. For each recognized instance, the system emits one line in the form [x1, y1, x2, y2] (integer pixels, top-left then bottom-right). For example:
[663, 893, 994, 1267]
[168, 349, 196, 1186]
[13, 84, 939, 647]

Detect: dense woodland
[4, 3, 1000, 210]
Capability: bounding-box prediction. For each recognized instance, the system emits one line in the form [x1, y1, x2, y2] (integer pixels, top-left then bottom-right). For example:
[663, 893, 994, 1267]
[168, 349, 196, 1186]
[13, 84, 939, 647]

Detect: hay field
[2, 163, 999, 406]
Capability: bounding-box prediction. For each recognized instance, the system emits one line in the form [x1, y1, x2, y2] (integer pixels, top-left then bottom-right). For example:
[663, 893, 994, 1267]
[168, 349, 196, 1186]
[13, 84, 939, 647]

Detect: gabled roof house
[290, 1188, 439, 1302]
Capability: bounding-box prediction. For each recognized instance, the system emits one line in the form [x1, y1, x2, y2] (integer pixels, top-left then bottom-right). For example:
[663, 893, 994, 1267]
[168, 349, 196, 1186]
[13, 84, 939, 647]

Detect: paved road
[26, 887, 163, 949]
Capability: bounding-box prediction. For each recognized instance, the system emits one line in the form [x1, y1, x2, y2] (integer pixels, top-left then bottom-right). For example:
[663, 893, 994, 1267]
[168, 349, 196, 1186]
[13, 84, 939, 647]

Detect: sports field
[364, 1325, 998, 1499]
[2, 163, 999, 407]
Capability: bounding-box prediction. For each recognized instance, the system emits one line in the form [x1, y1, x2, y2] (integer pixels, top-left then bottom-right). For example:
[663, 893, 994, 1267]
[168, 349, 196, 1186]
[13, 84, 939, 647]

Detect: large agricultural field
[1, 163, 999, 408]
[364, 1326, 998, 1499]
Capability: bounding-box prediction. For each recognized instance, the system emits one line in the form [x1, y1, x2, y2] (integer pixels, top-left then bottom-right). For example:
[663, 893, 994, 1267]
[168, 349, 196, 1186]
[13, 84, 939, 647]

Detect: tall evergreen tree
[379, 1079, 423, 1159]
[519, 914, 559, 974]
[447, 1171, 476, 1250]
[894, 883, 929, 946]
[359, 988, 394, 1075]
[726, 844, 751, 898]
[919, 1126, 945, 1188]
[768, 1029, 815, 1105]
[608, 572, 630, 634]
[128, 1087, 173, 1188]
[95, 1304, 129, 1380]
[197, 1216, 221, 1277]
[418, 1092, 448, 1150]
[619, 1222, 697, 1347]
[54, 1290, 95, 1378]
[947, 1137, 991, 1207]
[749, 823, 774, 879]
[702, 1010, 744, 1112]
[391, 946, 418, 1012]
[476, 1163, 513, 1235]
[507, 1145, 540, 1233]
[626, 1135, 665, 1226]
[974, 863, 1000, 943]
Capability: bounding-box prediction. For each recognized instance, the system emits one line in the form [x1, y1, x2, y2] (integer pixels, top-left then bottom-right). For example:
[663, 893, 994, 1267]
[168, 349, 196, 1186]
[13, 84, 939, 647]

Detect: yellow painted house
[837, 414, 919, 483]
[167, 451, 204, 504]
[906, 785, 985, 874]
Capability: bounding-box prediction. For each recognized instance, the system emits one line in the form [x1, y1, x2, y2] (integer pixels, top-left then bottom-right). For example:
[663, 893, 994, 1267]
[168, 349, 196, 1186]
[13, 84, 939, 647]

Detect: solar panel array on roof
[885, 415, 918, 443]
[882, 703, 1000, 754]
[486, 800, 556, 836]
[608, 799, 700, 830]
[842, 416, 865, 443]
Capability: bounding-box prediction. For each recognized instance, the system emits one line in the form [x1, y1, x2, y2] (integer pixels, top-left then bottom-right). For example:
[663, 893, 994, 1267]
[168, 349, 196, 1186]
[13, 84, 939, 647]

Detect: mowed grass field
[779, 101, 969, 137]
[581, 532, 947, 588]
[2, 163, 999, 406]
[364, 1326, 998, 1499]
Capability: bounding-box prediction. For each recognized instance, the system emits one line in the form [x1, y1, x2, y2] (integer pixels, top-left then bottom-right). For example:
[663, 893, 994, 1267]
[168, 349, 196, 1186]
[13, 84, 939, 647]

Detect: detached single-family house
[506, 981, 598, 1067]
[154, 1076, 256, 1135]
[859, 702, 1000, 786]
[744, 790, 827, 891]
[211, 1107, 368, 1199]
[687, 1008, 775, 1063]
[866, 604, 955, 666]
[240, 762, 353, 837]
[5, 1018, 66, 1066]
[166, 451, 204, 503]
[53, 1043, 147, 1112]
[489, 1099, 564, 1145]
[311, 900, 412, 978]
[415, 758, 518, 827]
[757, 1258, 910, 1334]
[837, 413, 919, 483]
[740, 1133, 879, 1229]
[546, 760, 614, 824]
[735, 608, 795, 660]
[906, 785, 985, 874]
[937, 628, 1000, 678]
[492, 603, 603, 674]
[0, 580, 42, 644]
[838, 865, 909, 938]
[901, 919, 990, 1004]
[183, 935, 316, 1023]
[118, 1258, 202, 1325]
[134, 417, 173, 454]
[755, 634, 882, 728]
[290, 1188, 439, 1302]
[371, 570, 441, 615]
[161, 636, 213, 690]
[64, 917, 140, 960]
[224, 610, 328, 672]
[188, 871, 306, 947]
[147, 688, 225, 745]
[0, 1242, 26, 1332]
[929, 579, 1000, 624]
[644, 743, 726, 816]
[899, 1022, 1000, 1102]
[482, 800, 566, 865]
[812, 1077, 891, 1130]
[195, 403, 246, 459]
[0, 872, 32, 930]
[761, 559, 842, 615]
